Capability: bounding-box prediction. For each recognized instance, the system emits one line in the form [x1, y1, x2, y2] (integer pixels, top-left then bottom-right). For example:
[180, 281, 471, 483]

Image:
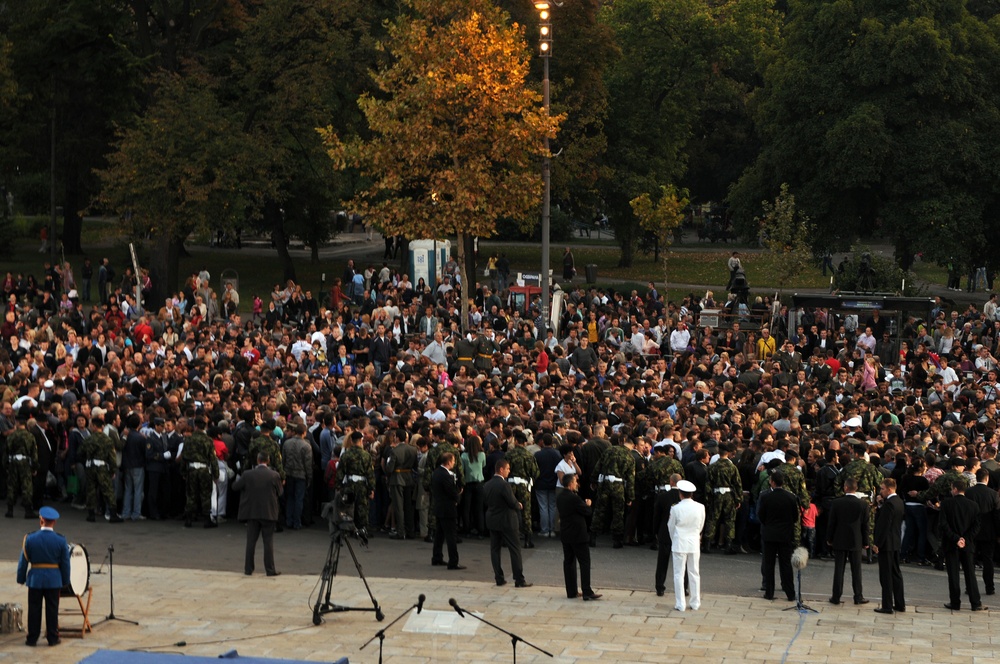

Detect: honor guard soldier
[80, 416, 122, 523]
[336, 431, 376, 537]
[703, 443, 743, 554]
[5, 410, 37, 519]
[505, 430, 540, 548]
[183, 417, 216, 528]
[591, 433, 636, 548]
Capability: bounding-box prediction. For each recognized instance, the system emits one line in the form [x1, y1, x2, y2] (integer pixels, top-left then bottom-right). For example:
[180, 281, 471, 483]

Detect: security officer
[704, 443, 743, 554]
[385, 429, 417, 539]
[5, 411, 37, 519]
[144, 418, 171, 520]
[16, 506, 71, 647]
[80, 416, 122, 523]
[336, 431, 375, 537]
[422, 431, 465, 540]
[505, 430, 540, 548]
[454, 334, 477, 376]
[591, 433, 636, 548]
[183, 417, 216, 528]
[653, 473, 684, 596]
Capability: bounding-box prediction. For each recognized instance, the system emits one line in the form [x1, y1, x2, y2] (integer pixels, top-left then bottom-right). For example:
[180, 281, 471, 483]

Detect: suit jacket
[557, 489, 592, 544]
[873, 494, 904, 551]
[17, 529, 71, 589]
[827, 494, 870, 551]
[757, 487, 800, 543]
[939, 494, 981, 551]
[233, 464, 283, 521]
[482, 475, 520, 533]
[668, 498, 706, 553]
[431, 465, 460, 520]
[964, 484, 1000, 543]
[653, 489, 682, 544]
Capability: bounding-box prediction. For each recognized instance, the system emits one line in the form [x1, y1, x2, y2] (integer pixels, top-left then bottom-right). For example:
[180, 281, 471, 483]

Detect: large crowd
[3, 251, 1000, 600]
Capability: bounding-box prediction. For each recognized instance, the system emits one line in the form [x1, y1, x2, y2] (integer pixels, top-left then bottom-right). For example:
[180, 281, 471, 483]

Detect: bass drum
[62, 543, 90, 597]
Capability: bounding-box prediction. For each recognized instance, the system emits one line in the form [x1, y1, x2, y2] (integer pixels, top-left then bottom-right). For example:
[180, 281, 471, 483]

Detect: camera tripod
[312, 528, 384, 625]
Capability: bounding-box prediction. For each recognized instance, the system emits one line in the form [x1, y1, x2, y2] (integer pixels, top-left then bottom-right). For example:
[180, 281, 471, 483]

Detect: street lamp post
[536, 1, 553, 329]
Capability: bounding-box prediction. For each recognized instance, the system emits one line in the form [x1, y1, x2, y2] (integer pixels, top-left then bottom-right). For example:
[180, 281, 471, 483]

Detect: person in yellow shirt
[756, 327, 777, 361]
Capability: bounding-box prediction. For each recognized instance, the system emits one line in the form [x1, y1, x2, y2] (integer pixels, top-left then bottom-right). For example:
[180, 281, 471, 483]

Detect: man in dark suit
[431, 452, 464, 570]
[941, 477, 985, 610]
[872, 478, 905, 614]
[482, 459, 530, 587]
[967, 468, 1000, 596]
[557, 473, 601, 600]
[757, 471, 799, 601]
[233, 451, 283, 576]
[827, 477, 870, 605]
[653, 473, 683, 597]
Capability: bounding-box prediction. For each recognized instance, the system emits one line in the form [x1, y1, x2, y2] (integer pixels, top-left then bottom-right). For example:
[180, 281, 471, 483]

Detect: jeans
[902, 503, 928, 562]
[123, 467, 145, 520]
[285, 476, 306, 528]
[537, 489, 556, 534]
[82, 278, 91, 302]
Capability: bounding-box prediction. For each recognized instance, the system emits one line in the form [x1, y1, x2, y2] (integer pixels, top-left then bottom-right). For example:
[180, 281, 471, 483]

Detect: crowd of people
[4, 249, 1000, 615]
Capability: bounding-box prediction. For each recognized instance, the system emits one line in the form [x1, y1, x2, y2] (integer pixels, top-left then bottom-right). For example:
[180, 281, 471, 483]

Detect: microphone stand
[450, 600, 552, 664]
[360, 595, 423, 664]
[783, 549, 817, 614]
[92, 544, 139, 626]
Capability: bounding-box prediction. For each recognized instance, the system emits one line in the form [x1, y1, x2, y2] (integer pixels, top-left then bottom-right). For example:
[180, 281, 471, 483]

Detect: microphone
[791, 546, 810, 571]
[417, 594, 426, 614]
[449, 598, 465, 618]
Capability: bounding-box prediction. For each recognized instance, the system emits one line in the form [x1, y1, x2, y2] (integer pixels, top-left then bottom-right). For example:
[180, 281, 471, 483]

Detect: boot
[589, 536, 597, 548]
[4, 504, 13, 518]
[204, 518, 218, 528]
[86, 511, 96, 523]
[701, 541, 712, 554]
[724, 539, 740, 555]
[109, 514, 124, 523]
[524, 535, 535, 549]
[612, 538, 624, 549]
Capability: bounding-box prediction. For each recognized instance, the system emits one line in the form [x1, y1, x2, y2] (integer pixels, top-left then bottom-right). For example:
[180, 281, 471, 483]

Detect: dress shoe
[567, 593, 580, 599]
[244, 571, 253, 576]
[447, 565, 467, 571]
[266, 571, 281, 577]
[943, 603, 961, 610]
[854, 598, 869, 605]
[763, 595, 775, 601]
[986, 590, 996, 596]
[894, 606, 906, 612]
[496, 580, 507, 586]
[423, 535, 433, 543]
[515, 581, 533, 588]
[656, 589, 665, 597]
[829, 598, 844, 605]
[582, 593, 602, 601]
[48, 638, 61, 646]
[786, 595, 796, 602]
[972, 605, 987, 611]
[431, 560, 446, 566]
[25, 639, 36, 647]
[873, 607, 894, 615]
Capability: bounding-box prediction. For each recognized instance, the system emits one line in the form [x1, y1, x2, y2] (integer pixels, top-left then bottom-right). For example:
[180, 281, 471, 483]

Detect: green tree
[755, 183, 813, 294]
[629, 184, 689, 294]
[729, 0, 1000, 271]
[325, 0, 559, 330]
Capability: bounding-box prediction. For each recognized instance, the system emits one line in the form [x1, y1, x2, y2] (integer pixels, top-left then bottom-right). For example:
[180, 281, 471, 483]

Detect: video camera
[322, 491, 367, 545]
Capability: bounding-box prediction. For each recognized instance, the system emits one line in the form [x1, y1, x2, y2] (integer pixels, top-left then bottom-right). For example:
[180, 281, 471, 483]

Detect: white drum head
[67, 543, 90, 596]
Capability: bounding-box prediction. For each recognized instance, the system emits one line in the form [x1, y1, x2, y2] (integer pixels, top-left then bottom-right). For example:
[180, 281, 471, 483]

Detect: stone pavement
[1, 561, 997, 664]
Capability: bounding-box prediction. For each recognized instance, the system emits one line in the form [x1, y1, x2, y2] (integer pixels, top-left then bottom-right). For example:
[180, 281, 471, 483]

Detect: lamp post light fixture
[536, 0, 553, 328]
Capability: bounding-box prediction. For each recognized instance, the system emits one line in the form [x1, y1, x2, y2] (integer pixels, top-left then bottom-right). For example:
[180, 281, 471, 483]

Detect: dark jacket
[482, 475, 520, 534]
[757, 487, 800, 543]
[965, 483, 1000, 543]
[233, 464, 283, 522]
[653, 489, 682, 544]
[431, 465, 460, 520]
[873, 494, 904, 552]
[827, 494, 870, 551]
[557, 489, 592, 544]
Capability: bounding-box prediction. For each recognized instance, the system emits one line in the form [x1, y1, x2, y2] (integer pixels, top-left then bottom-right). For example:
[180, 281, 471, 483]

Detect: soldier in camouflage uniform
[80, 416, 122, 523]
[249, 425, 285, 482]
[704, 443, 743, 554]
[336, 431, 375, 535]
[505, 430, 540, 547]
[183, 418, 216, 528]
[834, 444, 883, 563]
[645, 443, 684, 490]
[422, 432, 465, 539]
[591, 434, 636, 548]
[4, 413, 36, 519]
[778, 449, 811, 548]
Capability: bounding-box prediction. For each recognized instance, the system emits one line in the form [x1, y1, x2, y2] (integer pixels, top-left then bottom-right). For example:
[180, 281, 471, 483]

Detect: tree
[629, 184, 688, 295]
[729, 0, 1000, 271]
[755, 183, 813, 294]
[324, 0, 559, 330]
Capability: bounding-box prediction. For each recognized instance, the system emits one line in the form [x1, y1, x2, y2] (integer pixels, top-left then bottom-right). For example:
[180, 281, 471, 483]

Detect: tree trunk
[457, 231, 469, 333]
[149, 233, 180, 306]
[62, 168, 83, 255]
[397, 236, 409, 274]
[464, 234, 477, 294]
[266, 201, 296, 283]
[310, 238, 320, 264]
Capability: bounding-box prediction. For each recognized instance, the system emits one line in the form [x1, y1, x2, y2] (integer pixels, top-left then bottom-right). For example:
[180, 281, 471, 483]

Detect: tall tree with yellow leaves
[323, 0, 560, 330]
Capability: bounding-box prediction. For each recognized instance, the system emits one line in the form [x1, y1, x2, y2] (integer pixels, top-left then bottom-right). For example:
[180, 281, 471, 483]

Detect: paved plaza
[2, 556, 999, 664]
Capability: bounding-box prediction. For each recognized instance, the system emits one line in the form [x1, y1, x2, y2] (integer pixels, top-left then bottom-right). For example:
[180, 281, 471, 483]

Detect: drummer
[16, 506, 71, 647]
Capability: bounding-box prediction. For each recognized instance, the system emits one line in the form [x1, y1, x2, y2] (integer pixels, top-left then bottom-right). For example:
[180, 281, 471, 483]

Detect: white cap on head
[844, 417, 862, 428]
[676, 480, 697, 493]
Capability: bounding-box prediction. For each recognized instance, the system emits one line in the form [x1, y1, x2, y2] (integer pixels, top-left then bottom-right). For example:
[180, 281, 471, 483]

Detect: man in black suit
[482, 460, 530, 587]
[872, 478, 905, 614]
[967, 468, 1000, 596]
[232, 452, 284, 576]
[557, 474, 601, 600]
[653, 473, 684, 597]
[827, 477, 870, 605]
[430, 452, 464, 570]
[757, 471, 799, 601]
[940, 477, 984, 610]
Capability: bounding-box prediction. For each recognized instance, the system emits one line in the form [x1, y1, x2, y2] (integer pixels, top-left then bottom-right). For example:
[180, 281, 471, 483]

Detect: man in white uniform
[668, 479, 706, 612]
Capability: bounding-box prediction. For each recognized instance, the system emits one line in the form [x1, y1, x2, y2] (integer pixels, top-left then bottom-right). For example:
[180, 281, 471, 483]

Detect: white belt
[12, 454, 27, 461]
[599, 475, 622, 483]
[86, 460, 107, 468]
[344, 474, 367, 483]
[189, 462, 208, 470]
[656, 485, 672, 492]
[713, 487, 731, 494]
[507, 477, 529, 485]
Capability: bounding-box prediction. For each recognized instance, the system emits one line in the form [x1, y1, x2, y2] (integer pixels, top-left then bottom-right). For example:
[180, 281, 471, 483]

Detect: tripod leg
[313, 537, 339, 624]
[343, 537, 383, 620]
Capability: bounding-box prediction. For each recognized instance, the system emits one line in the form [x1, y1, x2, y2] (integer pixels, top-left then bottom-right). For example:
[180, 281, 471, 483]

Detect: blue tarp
[79, 650, 348, 664]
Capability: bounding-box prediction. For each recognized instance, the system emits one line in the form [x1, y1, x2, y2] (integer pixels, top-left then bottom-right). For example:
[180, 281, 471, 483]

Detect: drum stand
[312, 529, 384, 625]
[93, 544, 138, 627]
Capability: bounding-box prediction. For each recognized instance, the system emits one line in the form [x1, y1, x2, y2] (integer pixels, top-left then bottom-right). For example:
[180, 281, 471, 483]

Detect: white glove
[163, 451, 172, 460]
[236, 460, 242, 471]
